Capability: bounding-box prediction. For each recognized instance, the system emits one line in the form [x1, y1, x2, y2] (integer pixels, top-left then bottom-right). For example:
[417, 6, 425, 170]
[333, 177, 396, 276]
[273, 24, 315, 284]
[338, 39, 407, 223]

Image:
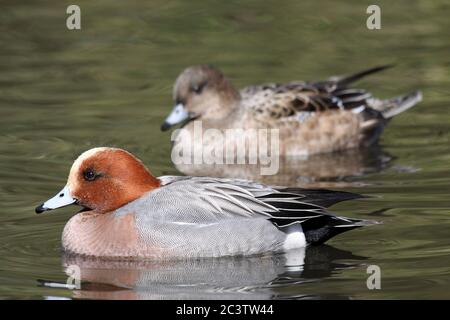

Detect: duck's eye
[192, 83, 205, 94]
[83, 169, 98, 181]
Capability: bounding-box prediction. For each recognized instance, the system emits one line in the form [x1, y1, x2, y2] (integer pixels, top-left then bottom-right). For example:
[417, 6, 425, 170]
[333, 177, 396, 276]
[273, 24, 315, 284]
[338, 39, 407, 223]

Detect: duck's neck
[109, 166, 161, 212]
[218, 77, 241, 107]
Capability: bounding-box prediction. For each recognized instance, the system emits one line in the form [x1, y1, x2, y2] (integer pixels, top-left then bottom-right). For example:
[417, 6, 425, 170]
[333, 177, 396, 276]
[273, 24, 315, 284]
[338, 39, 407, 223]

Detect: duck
[161, 65, 422, 157]
[35, 147, 375, 259]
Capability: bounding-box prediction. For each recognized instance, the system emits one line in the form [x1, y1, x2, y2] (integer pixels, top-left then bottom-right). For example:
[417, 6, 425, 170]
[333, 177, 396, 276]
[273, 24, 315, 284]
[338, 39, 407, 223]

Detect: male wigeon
[161, 65, 422, 156]
[35, 147, 375, 259]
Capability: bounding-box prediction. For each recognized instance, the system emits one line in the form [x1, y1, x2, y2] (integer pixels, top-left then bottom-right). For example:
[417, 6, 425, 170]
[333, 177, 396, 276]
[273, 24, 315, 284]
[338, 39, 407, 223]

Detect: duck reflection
[61, 245, 367, 300]
[173, 147, 391, 188]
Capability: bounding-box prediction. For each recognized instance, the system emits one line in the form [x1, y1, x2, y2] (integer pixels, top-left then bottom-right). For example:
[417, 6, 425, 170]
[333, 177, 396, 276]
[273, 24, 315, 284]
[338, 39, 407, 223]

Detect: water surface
[0, 0, 449, 299]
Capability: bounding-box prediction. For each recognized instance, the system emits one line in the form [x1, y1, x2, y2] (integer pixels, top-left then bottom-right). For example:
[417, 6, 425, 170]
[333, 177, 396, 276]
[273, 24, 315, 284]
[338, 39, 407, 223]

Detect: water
[0, 0, 449, 299]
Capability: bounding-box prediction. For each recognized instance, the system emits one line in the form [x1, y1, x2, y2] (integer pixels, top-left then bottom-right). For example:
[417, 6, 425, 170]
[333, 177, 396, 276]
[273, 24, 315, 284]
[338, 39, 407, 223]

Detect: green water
[0, 0, 449, 299]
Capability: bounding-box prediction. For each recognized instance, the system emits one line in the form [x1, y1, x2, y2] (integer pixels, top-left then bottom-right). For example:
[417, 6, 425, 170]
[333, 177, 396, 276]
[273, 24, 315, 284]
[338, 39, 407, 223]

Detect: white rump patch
[283, 230, 306, 250]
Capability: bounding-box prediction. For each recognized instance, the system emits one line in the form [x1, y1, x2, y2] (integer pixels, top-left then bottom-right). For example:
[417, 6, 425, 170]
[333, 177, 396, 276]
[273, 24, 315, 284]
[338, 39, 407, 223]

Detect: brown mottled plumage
[162, 65, 422, 156]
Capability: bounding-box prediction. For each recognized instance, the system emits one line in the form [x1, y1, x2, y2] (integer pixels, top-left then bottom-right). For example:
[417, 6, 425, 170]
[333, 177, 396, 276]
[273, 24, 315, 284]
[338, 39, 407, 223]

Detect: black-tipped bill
[35, 185, 76, 214]
[160, 103, 189, 131]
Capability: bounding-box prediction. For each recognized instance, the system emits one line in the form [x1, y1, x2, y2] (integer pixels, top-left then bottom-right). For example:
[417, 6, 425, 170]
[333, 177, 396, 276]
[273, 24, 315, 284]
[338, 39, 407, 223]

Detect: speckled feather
[170, 65, 422, 156]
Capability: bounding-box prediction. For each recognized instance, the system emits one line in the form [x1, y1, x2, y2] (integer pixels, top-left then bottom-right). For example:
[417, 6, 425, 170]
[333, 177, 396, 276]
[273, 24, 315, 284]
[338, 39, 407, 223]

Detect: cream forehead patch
[68, 147, 112, 187]
[72, 147, 109, 170]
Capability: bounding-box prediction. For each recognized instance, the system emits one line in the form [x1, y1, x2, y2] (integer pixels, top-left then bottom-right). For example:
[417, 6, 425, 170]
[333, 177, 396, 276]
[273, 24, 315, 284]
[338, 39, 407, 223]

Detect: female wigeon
[161, 65, 422, 156]
[35, 147, 375, 259]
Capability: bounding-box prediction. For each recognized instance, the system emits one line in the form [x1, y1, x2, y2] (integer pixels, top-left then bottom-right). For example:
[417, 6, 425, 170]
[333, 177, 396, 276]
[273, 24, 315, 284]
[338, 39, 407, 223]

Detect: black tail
[379, 90, 423, 119]
[281, 187, 367, 208]
[336, 65, 394, 86]
[302, 215, 379, 245]
[267, 187, 378, 244]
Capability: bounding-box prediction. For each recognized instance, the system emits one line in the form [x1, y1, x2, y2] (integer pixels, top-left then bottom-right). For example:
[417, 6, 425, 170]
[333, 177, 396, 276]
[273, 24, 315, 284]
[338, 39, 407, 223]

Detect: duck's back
[237, 66, 421, 155]
[118, 176, 369, 258]
[120, 177, 288, 258]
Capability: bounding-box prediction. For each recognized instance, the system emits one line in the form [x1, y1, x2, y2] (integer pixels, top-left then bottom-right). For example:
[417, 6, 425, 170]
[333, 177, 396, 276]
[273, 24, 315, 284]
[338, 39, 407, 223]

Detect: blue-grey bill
[161, 103, 189, 131]
[35, 185, 76, 214]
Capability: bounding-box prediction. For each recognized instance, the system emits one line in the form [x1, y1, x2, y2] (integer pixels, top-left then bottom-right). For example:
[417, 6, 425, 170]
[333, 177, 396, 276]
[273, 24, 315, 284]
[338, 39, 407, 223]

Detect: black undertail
[258, 188, 376, 244]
